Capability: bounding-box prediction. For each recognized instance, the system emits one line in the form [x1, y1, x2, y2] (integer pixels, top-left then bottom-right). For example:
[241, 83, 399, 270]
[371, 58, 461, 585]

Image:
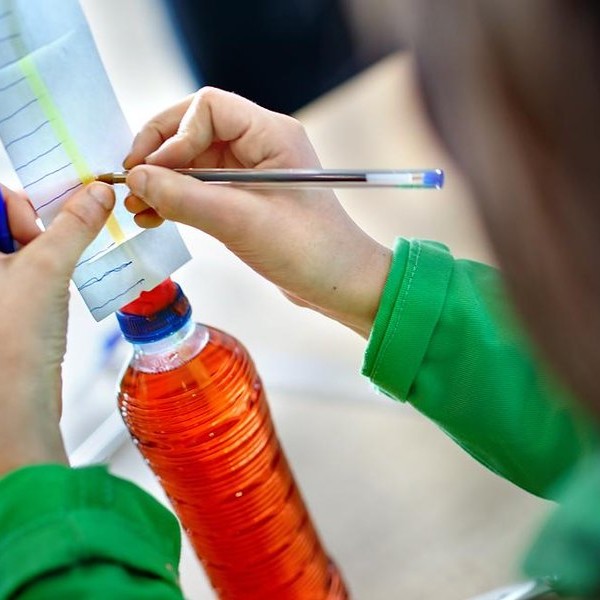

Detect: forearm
[363, 238, 600, 498]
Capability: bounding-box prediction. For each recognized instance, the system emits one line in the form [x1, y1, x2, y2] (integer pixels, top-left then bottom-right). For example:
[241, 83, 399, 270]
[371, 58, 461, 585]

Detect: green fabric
[524, 453, 600, 596]
[1, 236, 599, 597]
[363, 237, 600, 596]
[0, 464, 184, 599]
[364, 237, 599, 498]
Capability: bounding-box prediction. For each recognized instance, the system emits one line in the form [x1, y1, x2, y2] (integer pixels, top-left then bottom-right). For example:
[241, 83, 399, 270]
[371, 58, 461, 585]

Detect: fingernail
[87, 183, 115, 210]
[127, 168, 148, 198]
[122, 153, 134, 169]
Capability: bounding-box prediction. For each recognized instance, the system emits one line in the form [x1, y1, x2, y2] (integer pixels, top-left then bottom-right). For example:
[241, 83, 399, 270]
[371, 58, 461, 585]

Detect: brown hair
[408, 1, 600, 416]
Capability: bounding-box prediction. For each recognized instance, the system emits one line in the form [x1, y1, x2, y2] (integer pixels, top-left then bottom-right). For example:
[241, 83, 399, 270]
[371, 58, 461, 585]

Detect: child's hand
[124, 87, 391, 337]
[0, 183, 114, 473]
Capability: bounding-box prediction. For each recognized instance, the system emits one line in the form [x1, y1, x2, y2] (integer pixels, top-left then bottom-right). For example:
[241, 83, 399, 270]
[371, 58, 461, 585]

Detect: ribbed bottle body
[118, 324, 347, 599]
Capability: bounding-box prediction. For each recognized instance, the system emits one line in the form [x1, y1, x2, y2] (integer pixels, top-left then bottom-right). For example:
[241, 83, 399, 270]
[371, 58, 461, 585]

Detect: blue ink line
[37, 182, 82, 210]
[5, 120, 49, 148]
[78, 261, 134, 291]
[0, 33, 19, 44]
[24, 162, 72, 189]
[15, 142, 62, 172]
[90, 279, 145, 314]
[75, 242, 116, 268]
[0, 76, 24, 92]
[0, 97, 37, 124]
[0, 56, 24, 71]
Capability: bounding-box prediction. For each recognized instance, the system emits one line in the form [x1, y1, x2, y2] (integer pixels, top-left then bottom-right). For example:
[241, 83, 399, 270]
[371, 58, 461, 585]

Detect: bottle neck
[131, 316, 195, 355]
[128, 318, 209, 373]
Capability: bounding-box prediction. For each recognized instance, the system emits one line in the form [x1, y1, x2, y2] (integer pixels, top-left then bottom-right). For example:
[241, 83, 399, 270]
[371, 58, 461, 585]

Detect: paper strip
[0, 0, 190, 320]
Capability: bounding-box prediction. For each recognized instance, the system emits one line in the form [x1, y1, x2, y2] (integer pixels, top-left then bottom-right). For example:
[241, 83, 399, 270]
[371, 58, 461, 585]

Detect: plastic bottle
[116, 279, 348, 599]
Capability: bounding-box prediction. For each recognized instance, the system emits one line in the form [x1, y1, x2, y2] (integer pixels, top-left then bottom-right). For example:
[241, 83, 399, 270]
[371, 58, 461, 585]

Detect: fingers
[126, 165, 256, 241]
[1, 185, 41, 244]
[134, 209, 164, 229]
[123, 193, 163, 228]
[144, 88, 258, 168]
[127, 87, 317, 171]
[123, 94, 195, 169]
[23, 183, 115, 277]
[124, 193, 149, 214]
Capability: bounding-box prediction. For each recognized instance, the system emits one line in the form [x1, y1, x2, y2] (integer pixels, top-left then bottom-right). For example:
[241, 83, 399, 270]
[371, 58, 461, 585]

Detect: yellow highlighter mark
[17, 55, 125, 243]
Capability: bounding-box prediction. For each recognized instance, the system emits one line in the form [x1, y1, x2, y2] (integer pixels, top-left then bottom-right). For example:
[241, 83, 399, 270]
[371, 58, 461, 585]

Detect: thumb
[24, 183, 115, 276]
[126, 164, 256, 242]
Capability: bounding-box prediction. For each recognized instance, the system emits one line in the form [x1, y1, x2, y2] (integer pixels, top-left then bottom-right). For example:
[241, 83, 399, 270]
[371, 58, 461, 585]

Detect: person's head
[405, 1, 600, 416]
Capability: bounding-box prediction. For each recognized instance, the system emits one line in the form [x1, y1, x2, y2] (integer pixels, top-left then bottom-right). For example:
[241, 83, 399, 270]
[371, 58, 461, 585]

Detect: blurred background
[0, 1, 552, 598]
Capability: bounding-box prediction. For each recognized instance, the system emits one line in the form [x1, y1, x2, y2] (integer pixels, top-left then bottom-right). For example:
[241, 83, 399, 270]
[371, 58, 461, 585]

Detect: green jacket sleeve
[0, 464, 184, 599]
[363, 238, 599, 498]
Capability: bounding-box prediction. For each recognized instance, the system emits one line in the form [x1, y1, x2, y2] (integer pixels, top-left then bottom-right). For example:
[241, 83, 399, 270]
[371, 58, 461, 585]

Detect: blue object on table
[0, 188, 16, 254]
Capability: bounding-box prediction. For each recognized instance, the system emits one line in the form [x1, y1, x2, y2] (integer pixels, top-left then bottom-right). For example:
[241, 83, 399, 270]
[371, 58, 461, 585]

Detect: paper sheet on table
[0, 0, 190, 320]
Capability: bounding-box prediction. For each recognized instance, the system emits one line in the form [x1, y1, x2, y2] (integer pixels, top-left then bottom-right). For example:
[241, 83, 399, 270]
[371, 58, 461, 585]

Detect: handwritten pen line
[0, 75, 25, 92]
[0, 55, 25, 71]
[90, 279, 145, 314]
[78, 261, 134, 291]
[0, 32, 19, 44]
[4, 119, 49, 148]
[36, 182, 82, 211]
[24, 162, 72, 189]
[15, 141, 61, 172]
[0, 96, 37, 124]
[75, 242, 116, 269]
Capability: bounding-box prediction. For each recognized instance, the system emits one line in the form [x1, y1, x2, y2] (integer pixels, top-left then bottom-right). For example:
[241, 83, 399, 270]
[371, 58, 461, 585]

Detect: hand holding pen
[121, 87, 420, 338]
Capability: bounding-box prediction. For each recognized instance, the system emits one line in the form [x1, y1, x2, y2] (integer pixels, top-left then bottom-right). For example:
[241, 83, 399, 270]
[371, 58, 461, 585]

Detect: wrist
[322, 244, 392, 338]
[284, 239, 392, 339]
[0, 430, 67, 476]
[0, 375, 67, 476]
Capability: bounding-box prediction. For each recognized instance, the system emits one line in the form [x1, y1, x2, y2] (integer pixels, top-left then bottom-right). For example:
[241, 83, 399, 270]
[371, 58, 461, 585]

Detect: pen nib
[96, 172, 127, 184]
[96, 172, 115, 184]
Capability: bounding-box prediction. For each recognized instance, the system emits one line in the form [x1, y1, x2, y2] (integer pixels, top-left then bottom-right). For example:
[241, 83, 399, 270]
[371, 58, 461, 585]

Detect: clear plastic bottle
[116, 279, 348, 599]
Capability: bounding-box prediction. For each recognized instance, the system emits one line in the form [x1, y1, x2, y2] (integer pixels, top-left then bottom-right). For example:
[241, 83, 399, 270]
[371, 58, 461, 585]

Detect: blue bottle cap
[116, 282, 192, 343]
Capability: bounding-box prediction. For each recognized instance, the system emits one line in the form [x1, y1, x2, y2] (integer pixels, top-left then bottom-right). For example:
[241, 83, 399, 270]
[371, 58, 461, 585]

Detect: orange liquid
[119, 325, 348, 599]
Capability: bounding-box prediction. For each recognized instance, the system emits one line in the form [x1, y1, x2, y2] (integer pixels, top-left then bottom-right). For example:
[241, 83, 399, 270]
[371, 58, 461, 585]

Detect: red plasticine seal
[121, 278, 178, 316]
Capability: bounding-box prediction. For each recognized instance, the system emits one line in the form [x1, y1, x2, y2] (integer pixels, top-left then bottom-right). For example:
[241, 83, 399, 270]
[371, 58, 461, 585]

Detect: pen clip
[0, 188, 16, 254]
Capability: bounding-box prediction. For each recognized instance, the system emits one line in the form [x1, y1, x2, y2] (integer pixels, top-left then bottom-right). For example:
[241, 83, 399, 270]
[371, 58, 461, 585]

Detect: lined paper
[0, 0, 190, 320]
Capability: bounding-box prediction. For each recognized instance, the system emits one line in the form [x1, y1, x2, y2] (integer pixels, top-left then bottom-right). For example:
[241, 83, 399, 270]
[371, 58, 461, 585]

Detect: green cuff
[362, 238, 454, 400]
[0, 464, 181, 598]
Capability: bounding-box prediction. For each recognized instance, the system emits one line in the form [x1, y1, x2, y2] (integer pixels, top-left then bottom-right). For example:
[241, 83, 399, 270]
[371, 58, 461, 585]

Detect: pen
[96, 168, 444, 190]
[0, 188, 15, 254]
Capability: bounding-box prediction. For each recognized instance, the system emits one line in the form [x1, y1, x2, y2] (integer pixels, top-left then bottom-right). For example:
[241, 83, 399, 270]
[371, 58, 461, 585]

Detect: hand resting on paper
[0, 183, 114, 474]
[123, 87, 391, 338]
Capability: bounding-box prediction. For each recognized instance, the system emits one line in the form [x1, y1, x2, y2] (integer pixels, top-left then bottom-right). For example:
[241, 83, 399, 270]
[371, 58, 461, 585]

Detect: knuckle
[63, 202, 96, 231]
[279, 114, 306, 137]
[141, 119, 167, 145]
[196, 86, 221, 104]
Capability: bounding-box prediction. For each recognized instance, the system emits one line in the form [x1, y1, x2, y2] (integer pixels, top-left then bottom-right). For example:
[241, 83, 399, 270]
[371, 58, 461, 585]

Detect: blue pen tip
[424, 169, 444, 189]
